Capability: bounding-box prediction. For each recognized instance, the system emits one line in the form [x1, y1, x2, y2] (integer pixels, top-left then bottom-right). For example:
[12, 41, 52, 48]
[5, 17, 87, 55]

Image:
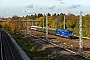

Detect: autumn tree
[2, 21, 10, 31]
[37, 13, 43, 17]
[54, 13, 65, 29]
[48, 16, 53, 28]
[83, 14, 90, 36]
[66, 13, 77, 30]
[52, 13, 57, 20]
[47, 13, 51, 16]
[10, 15, 22, 35]
[38, 16, 46, 27]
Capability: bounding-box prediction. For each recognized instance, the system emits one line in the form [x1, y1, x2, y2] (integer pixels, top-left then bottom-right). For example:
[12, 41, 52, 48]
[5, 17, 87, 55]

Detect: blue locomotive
[56, 29, 74, 38]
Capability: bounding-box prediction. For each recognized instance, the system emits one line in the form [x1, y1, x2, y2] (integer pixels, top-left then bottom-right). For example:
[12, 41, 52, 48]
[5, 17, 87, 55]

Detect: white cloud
[5, 11, 8, 13]
[9, 13, 14, 15]
[22, 10, 35, 14]
[68, 4, 81, 9]
[5, 11, 14, 15]
[22, 10, 27, 13]
[26, 4, 34, 8]
[36, 5, 38, 6]
[47, 5, 56, 9]
[60, 2, 64, 4]
[40, 8, 43, 9]
[1, 0, 90, 17]
[58, 0, 62, 1]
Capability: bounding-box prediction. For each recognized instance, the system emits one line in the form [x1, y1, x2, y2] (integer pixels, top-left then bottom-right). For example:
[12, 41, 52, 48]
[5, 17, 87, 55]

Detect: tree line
[1, 13, 90, 37]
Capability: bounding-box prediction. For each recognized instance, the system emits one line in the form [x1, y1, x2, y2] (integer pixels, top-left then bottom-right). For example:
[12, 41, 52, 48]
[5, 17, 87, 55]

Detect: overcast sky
[0, 0, 90, 17]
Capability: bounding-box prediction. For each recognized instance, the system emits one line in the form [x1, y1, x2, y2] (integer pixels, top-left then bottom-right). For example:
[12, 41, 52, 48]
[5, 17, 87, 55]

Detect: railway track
[30, 29, 90, 59]
[20, 30, 88, 60]
[30, 34, 89, 60]
[0, 30, 23, 60]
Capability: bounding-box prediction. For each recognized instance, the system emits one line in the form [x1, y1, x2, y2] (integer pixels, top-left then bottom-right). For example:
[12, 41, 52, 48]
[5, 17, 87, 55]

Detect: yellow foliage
[2, 22, 9, 27]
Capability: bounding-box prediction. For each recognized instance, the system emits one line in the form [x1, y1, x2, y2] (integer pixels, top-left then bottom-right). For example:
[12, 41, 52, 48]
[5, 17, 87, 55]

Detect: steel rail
[30, 33, 90, 60]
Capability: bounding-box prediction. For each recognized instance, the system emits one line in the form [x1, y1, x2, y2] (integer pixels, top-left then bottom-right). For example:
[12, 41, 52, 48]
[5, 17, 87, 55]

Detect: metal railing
[0, 32, 3, 60]
[5, 31, 31, 60]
